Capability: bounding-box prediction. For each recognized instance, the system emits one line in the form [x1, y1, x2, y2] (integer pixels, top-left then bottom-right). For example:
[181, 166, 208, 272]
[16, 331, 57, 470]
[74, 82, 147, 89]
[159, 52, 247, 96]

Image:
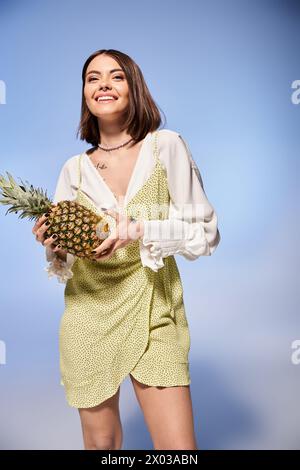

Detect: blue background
[0, 0, 299, 449]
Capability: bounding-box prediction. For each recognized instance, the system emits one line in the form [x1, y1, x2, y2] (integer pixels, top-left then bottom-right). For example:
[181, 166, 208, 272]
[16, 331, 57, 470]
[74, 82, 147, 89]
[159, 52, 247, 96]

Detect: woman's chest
[95, 157, 136, 198]
[88, 144, 143, 199]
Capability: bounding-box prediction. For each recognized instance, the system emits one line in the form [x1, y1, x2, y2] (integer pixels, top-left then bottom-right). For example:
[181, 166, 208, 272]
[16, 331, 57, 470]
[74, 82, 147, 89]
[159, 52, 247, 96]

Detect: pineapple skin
[45, 201, 110, 260]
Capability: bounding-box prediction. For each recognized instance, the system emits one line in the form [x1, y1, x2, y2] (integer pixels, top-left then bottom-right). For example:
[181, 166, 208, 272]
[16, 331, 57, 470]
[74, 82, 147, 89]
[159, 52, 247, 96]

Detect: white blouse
[44, 129, 221, 283]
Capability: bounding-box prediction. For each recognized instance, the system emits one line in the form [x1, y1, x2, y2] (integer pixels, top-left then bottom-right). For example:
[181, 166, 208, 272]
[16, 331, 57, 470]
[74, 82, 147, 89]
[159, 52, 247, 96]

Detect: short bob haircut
[76, 49, 166, 148]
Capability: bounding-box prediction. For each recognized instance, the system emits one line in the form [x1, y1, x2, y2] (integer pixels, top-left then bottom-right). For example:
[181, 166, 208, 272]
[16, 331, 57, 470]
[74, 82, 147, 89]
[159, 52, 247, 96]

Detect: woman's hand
[91, 209, 145, 261]
[32, 205, 67, 261]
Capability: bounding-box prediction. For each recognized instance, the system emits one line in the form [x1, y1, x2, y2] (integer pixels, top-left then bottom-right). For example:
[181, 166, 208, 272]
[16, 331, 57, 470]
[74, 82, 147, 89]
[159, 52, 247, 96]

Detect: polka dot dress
[59, 130, 191, 409]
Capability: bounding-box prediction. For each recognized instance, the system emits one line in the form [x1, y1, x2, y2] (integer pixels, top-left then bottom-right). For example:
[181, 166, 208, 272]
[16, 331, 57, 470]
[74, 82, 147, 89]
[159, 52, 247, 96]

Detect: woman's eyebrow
[86, 69, 123, 76]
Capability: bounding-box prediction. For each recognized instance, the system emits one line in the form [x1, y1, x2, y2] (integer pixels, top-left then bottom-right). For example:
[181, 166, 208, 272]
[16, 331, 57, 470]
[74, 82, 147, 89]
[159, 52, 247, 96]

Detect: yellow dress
[59, 130, 191, 408]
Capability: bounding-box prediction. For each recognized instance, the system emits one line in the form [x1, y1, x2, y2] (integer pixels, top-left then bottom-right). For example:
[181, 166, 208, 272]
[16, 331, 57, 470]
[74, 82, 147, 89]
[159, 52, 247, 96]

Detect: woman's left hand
[91, 209, 145, 261]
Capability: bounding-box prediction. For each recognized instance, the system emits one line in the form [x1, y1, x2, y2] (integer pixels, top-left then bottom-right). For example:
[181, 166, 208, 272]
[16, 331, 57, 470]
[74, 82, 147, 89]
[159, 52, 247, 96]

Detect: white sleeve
[139, 133, 221, 271]
[44, 160, 77, 284]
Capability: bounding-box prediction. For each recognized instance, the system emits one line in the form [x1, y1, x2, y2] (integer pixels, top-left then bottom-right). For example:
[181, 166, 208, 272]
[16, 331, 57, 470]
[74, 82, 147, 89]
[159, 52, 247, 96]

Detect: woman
[33, 49, 220, 450]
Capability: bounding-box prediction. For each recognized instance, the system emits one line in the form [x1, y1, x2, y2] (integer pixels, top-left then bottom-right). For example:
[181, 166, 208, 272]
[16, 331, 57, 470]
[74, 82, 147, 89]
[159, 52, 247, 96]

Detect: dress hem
[59, 358, 191, 408]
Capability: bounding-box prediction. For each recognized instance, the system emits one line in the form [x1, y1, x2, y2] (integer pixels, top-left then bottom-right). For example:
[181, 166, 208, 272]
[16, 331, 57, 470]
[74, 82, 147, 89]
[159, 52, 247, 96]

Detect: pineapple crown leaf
[0, 171, 52, 221]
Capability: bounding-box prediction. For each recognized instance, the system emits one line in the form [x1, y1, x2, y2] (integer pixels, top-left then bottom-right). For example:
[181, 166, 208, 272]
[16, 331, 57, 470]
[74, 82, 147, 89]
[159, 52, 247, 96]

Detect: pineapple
[0, 171, 110, 260]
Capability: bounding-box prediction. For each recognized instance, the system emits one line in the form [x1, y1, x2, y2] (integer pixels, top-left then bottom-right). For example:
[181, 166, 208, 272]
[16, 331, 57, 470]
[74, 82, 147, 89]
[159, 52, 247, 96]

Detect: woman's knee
[84, 432, 122, 450]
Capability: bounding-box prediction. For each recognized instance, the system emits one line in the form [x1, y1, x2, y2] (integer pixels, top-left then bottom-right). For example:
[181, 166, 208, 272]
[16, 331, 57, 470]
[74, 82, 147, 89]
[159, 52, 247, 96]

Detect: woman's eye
[88, 75, 124, 82]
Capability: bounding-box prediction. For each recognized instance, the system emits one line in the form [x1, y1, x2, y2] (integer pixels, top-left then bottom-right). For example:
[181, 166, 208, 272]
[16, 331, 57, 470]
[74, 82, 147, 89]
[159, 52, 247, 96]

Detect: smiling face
[84, 54, 130, 121]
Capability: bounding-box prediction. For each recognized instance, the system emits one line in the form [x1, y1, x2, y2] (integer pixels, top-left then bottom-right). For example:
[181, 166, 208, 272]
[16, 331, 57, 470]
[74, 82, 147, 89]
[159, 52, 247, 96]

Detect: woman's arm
[44, 160, 77, 283]
[138, 132, 221, 271]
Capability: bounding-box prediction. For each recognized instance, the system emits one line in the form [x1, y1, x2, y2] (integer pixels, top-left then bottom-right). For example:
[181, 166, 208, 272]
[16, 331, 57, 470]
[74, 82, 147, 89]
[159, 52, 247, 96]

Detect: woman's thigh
[129, 374, 198, 450]
[78, 386, 123, 450]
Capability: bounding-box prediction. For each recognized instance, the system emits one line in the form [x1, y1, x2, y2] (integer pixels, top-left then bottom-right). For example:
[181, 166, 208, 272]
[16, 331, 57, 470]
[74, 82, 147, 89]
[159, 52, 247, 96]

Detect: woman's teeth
[97, 97, 115, 102]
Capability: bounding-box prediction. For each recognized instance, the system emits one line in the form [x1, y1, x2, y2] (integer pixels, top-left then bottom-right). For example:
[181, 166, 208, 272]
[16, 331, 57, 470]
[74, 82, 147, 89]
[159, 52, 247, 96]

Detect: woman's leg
[130, 374, 198, 450]
[78, 386, 123, 450]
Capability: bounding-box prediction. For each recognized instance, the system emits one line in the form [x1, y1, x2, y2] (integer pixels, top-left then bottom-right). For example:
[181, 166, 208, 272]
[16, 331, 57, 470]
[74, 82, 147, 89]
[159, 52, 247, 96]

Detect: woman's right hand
[32, 210, 67, 260]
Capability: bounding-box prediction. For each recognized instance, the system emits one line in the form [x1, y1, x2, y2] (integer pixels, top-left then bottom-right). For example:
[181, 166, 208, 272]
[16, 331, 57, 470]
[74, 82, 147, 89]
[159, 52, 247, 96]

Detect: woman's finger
[32, 213, 49, 234]
[92, 247, 114, 261]
[92, 237, 115, 257]
[35, 221, 51, 244]
[52, 243, 62, 252]
[43, 234, 58, 246]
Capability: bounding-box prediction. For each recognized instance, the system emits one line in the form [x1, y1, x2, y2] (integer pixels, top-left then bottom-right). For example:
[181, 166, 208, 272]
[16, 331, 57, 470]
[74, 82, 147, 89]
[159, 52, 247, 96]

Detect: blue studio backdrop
[0, 0, 299, 450]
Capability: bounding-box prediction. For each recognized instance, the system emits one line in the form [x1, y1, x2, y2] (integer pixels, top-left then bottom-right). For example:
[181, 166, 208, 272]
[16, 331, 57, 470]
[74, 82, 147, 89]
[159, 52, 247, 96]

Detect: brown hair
[76, 49, 166, 147]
